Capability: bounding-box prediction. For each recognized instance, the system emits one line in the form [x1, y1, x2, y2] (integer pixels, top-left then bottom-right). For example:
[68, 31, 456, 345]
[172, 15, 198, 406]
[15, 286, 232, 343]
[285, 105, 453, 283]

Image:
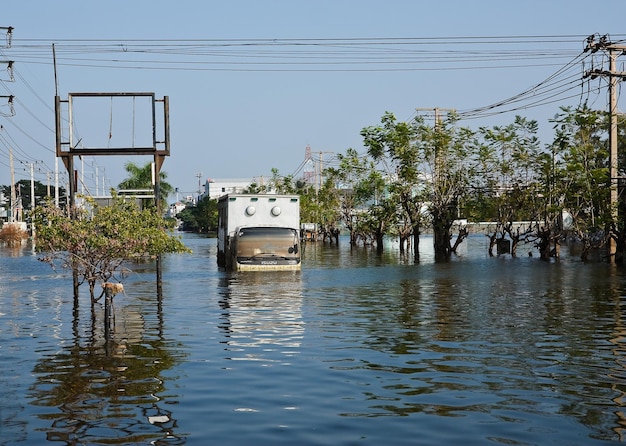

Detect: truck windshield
[236, 227, 299, 259]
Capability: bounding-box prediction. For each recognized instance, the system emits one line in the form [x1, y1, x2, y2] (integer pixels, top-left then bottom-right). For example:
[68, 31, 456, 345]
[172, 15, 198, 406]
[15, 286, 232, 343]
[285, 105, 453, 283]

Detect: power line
[9, 35, 616, 74]
[3, 33, 626, 190]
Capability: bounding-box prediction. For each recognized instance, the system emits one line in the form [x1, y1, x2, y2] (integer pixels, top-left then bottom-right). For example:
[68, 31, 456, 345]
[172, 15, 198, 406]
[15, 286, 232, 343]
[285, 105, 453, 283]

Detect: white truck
[217, 194, 301, 271]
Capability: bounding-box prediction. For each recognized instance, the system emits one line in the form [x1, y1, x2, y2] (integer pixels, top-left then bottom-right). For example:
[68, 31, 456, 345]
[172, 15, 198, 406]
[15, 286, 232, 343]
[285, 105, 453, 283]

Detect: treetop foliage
[33, 193, 190, 300]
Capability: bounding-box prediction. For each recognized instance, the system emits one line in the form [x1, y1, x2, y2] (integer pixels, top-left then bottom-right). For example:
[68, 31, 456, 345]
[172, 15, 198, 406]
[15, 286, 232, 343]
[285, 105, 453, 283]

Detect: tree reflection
[28, 285, 185, 444]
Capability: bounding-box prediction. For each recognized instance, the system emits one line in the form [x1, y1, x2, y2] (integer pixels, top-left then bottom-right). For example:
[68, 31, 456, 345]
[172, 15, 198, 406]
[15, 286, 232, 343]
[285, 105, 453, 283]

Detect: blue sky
[2, 1, 626, 198]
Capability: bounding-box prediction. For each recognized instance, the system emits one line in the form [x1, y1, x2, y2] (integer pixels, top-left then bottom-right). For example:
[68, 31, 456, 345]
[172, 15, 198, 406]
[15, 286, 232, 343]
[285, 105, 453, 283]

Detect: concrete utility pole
[9, 148, 16, 222]
[415, 107, 456, 185]
[415, 107, 456, 127]
[311, 151, 333, 195]
[28, 162, 35, 210]
[196, 172, 203, 197]
[583, 35, 626, 262]
[28, 161, 38, 236]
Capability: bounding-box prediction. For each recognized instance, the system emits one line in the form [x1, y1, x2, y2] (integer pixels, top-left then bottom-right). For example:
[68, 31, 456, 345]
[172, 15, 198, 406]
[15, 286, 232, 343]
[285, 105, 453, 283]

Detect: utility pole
[584, 35, 626, 262]
[29, 161, 36, 236]
[18, 160, 42, 210]
[416, 107, 456, 186]
[29, 162, 35, 210]
[415, 107, 456, 127]
[101, 167, 106, 196]
[311, 151, 333, 195]
[9, 148, 15, 222]
[53, 43, 60, 207]
[94, 164, 99, 196]
[196, 172, 203, 201]
[1, 27, 16, 220]
[54, 158, 59, 207]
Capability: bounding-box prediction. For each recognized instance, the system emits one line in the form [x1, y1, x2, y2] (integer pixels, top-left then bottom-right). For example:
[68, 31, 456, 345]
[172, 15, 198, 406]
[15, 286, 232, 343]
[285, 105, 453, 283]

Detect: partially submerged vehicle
[217, 194, 301, 271]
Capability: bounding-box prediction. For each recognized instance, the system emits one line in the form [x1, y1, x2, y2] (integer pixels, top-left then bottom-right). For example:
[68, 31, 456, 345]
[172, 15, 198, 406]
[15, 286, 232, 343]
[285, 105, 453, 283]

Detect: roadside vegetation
[176, 195, 218, 233]
[160, 105, 626, 263]
[2, 105, 625, 264]
[245, 106, 625, 263]
[32, 194, 190, 303]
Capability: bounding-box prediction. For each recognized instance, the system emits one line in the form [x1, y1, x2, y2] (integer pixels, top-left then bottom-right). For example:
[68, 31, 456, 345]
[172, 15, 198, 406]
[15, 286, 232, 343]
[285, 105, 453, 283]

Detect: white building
[201, 178, 255, 200]
[168, 201, 187, 217]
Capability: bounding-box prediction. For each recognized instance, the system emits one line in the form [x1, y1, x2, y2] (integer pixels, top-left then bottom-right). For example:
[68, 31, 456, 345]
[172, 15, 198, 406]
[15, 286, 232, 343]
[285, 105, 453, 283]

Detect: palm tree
[117, 161, 174, 203]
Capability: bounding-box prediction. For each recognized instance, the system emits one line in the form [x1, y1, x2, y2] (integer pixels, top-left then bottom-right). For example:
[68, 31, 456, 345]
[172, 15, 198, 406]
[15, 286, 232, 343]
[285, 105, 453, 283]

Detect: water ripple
[3, 235, 626, 444]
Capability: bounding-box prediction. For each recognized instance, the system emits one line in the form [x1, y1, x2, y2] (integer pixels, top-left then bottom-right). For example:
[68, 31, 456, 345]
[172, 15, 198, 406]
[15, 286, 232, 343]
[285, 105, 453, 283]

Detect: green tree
[362, 112, 428, 261]
[475, 116, 542, 256]
[417, 114, 479, 260]
[292, 178, 330, 231]
[312, 176, 342, 241]
[362, 112, 479, 260]
[549, 105, 610, 260]
[117, 161, 174, 206]
[177, 196, 218, 233]
[268, 167, 297, 194]
[33, 194, 190, 302]
[176, 205, 199, 231]
[326, 148, 377, 246]
[1, 180, 65, 211]
[362, 171, 395, 253]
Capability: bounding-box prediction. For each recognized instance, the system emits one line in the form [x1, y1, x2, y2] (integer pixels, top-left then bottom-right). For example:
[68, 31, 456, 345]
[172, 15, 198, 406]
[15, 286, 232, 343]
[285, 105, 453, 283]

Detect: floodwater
[2, 233, 626, 445]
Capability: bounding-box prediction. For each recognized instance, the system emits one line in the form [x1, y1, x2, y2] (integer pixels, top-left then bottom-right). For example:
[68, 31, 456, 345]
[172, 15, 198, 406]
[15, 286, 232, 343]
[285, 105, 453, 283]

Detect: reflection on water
[218, 271, 304, 361]
[301, 238, 626, 443]
[609, 279, 626, 441]
[28, 340, 182, 444]
[0, 243, 186, 444]
[3, 234, 626, 444]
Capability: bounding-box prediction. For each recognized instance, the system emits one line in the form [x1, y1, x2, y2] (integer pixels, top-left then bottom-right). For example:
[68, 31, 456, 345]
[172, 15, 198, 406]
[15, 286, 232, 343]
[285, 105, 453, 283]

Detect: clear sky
[2, 0, 626, 199]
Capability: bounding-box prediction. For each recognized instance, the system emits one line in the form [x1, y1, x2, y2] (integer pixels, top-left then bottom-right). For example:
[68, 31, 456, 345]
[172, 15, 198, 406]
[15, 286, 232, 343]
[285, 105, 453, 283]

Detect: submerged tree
[475, 116, 542, 257]
[0, 223, 28, 246]
[308, 176, 342, 242]
[415, 114, 479, 260]
[359, 111, 479, 260]
[326, 148, 378, 246]
[549, 105, 610, 261]
[33, 194, 190, 302]
[362, 112, 428, 261]
[177, 195, 218, 233]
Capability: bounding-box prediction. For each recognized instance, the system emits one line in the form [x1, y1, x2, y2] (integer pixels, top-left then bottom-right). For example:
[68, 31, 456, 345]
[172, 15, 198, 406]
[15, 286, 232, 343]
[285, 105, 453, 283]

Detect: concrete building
[167, 201, 187, 218]
[201, 178, 255, 200]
